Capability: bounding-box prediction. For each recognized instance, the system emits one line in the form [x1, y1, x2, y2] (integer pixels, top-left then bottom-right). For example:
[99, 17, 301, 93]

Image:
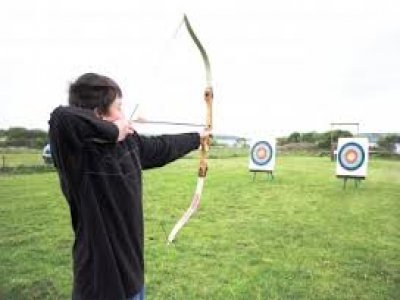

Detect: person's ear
[94, 107, 102, 119]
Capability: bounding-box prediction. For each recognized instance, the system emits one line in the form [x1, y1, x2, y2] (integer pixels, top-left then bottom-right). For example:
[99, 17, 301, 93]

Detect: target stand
[251, 170, 274, 181]
[337, 175, 365, 189]
[335, 138, 369, 190]
[249, 138, 276, 182]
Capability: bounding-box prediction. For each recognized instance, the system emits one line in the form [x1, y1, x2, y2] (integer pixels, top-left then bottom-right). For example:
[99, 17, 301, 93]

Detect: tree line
[278, 130, 400, 152]
[1, 127, 399, 153]
[0, 127, 48, 149]
[278, 130, 352, 149]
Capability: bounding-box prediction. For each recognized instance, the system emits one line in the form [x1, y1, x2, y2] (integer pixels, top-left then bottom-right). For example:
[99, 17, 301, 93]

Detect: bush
[377, 134, 400, 152]
[0, 127, 48, 149]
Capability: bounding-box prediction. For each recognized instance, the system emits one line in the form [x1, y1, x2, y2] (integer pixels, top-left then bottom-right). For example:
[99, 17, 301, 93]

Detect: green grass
[0, 156, 399, 299]
[0, 152, 45, 167]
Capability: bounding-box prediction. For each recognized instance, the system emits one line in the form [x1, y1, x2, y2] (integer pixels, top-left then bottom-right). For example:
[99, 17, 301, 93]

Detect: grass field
[0, 150, 45, 168]
[0, 156, 399, 299]
[0, 147, 250, 168]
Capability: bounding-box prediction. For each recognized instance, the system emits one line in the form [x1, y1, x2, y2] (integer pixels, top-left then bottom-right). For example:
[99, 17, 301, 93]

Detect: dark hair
[68, 73, 123, 115]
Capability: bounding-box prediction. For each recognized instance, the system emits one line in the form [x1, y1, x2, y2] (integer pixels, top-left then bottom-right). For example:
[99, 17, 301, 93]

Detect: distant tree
[7, 127, 29, 140]
[287, 132, 301, 143]
[377, 134, 400, 152]
[317, 130, 352, 149]
[277, 137, 287, 146]
[28, 129, 47, 140]
[3, 127, 48, 149]
[301, 131, 318, 143]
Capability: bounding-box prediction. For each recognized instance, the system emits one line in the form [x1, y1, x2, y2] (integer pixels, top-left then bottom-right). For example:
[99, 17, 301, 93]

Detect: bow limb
[167, 14, 213, 244]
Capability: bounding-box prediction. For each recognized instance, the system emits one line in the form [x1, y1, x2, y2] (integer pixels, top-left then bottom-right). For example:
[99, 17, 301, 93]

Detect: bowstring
[141, 16, 187, 252]
[131, 17, 185, 120]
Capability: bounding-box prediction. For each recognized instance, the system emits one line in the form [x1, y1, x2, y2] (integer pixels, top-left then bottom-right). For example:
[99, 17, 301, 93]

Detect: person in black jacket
[49, 73, 209, 300]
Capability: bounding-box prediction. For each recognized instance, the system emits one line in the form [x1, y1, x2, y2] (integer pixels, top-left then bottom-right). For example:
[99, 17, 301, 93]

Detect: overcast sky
[0, 0, 399, 137]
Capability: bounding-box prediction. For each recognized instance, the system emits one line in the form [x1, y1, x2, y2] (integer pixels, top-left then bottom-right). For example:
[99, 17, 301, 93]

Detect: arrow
[132, 119, 205, 127]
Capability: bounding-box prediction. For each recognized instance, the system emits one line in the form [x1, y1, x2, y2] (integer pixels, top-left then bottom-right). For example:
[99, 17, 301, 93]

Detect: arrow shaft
[133, 120, 205, 127]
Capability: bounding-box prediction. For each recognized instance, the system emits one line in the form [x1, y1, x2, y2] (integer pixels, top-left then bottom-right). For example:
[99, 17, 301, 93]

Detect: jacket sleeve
[137, 132, 200, 170]
[48, 106, 119, 151]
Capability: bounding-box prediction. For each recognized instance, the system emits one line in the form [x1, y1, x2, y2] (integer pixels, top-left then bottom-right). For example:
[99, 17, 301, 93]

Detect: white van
[42, 144, 53, 164]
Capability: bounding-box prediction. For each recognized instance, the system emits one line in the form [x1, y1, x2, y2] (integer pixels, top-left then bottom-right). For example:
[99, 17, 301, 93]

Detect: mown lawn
[0, 156, 399, 299]
[0, 152, 45, 168]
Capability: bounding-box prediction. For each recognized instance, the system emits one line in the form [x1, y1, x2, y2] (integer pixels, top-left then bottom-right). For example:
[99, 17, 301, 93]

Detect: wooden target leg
[355, 179, 361, 188]
[252, 172, 256, 182]
[343, 177, 347, 190]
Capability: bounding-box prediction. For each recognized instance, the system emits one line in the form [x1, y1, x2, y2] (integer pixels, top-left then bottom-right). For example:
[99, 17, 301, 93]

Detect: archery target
[336, 138, 368, 177]
[249, 138, 276, 171]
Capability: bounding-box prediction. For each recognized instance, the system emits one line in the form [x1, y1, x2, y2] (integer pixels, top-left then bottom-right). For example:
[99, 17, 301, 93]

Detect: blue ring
[251, 141, 273, 166]
[338, 142, 365, 171]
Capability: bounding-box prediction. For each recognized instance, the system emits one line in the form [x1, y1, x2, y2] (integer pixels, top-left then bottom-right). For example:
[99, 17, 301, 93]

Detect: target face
[338, 142, 365, 171]
[251, 141, 273, 166]
[336, 138, 368, 178]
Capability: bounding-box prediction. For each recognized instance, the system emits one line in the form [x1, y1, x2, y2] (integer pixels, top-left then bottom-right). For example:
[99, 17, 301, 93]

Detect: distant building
[359, 133, 400, 154]
[213, 135, 248, 147]
[358, 133, 382, 148]
[395, 143, 400, 154]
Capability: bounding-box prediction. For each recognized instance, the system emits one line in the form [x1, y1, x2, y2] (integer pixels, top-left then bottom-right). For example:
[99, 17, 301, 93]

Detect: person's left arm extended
[137, 133, 200, 170]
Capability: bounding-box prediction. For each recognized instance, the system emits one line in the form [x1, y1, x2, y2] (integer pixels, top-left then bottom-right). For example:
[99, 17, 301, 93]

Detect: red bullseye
[257, 148, 267, 159]
[345, 150, 358, 163]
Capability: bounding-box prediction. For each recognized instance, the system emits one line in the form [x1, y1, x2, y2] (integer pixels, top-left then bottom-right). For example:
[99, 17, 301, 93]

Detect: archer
[49, 72, 211, 300]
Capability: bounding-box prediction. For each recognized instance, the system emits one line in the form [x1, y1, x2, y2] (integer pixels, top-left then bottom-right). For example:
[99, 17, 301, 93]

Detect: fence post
[2, 155, 5, 168]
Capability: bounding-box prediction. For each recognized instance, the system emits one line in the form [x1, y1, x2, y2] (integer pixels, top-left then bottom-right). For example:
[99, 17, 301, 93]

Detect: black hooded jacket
[49, 106, 200, 300]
